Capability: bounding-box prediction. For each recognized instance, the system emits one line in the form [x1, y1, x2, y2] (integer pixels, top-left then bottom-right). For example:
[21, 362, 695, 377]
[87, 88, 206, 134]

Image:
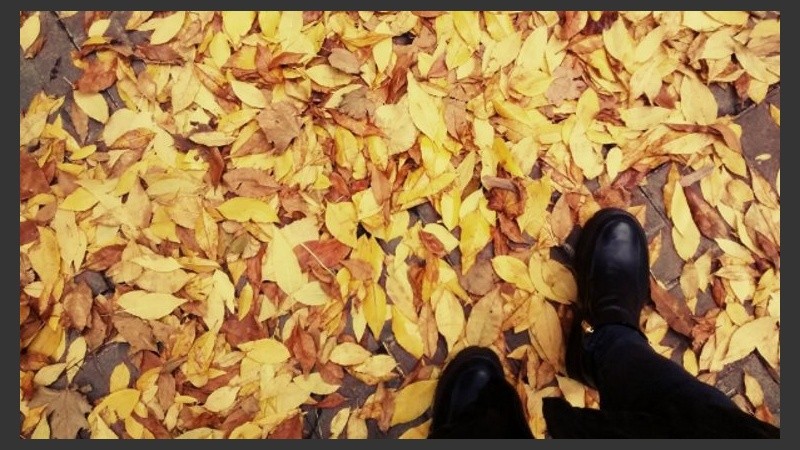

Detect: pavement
[21, 11, 780, 437]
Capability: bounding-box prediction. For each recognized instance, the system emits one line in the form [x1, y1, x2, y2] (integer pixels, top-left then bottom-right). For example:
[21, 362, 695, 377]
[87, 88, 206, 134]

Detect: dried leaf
[256, 101, 302, 152]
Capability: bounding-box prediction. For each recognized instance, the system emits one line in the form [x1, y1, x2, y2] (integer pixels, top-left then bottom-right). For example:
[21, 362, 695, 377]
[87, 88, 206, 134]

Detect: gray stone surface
[736, 87, 780, 184]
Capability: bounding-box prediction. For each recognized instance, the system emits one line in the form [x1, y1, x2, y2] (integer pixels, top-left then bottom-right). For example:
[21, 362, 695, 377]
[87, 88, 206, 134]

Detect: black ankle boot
[429, 347, 532, 438]
[565, 208, 650, 389]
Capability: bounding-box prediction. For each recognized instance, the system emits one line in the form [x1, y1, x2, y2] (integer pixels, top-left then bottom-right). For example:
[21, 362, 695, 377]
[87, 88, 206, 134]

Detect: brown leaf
[220, 313, 266, 348]
[316, 392, 347, 409]
[419, 230, 446, 258]
[338, 87, 376, 120]
[546, 64, 587, 106]
[295, 239, 351, 272]
[109, 128, 156, 151]
[559, 11, 588, 40]
[461, 258, 496, 296]
[268, 52, 305, 70]
[134, 414, 172, 439]
[328, 48, 361, 75]
[223, 168, 280, 198]
[594, 185, 631, 209]
[288, 325, 317, 374]
[203, 147, 225, 187]
[112, 314, 158, 353]
[85, 245, 125, 271]
[256, 101, 302, 152]
[649, 277, 697, 337]
[20, 221, 40, 246]
[63, 282, 93, 331]
[156, 373, 176, 413]
[76, 57, 118, 93]
[685, 187, 729, 239]
[487, 185, 527, 218]
[444, 98, 470, 141]
[341, 259, 374, 281]
[268, 414, 303, 439]
[329, 110, 381, 136]
[68, 100, 89, 143]
[550, 194, 574, 242]
[29, 388, 91, 439]
[221, 402, 259, 438]
[20, 152, 50, 201]
[318, 361, 344, 386]
[134, 44, 184, 64]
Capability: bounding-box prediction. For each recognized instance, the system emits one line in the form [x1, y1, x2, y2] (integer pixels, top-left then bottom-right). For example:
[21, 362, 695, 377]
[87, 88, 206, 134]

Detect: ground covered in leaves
[20, 11, 780, 439]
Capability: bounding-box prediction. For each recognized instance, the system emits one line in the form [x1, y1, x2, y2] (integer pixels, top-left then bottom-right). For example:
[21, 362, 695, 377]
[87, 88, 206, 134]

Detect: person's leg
[561, 207, 778, 437]
[584, 324, 734, 412]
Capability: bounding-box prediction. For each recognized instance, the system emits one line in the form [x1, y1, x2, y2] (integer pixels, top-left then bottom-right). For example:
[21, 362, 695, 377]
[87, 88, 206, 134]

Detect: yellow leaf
[28, 227, 61, 301]
[222, 11, 255, 46]
[399, 419, 431, 439]
[74, 91, 109, 124]
[769, 104, 780, 127]
[306, 64, 352, 88]
[662, 133, 714, 155]
[230, 79, 267, 108]
[347, 414, 368, 439]
[239, 338, 290, 364]
[669, 182, 701, 261]
[724, 317, 778, 364]
[325, 202, 358, 247]
[109, 363, 131, 392]
[353, 354, 397, 379]
[459, 209, 491, 273]
[117, 291, 187, 320]
[735, 43, 770, 83]
[492, 256, 535, 292]
[150, 11, 185, 45]
[31, 415, 50, 439]
[20, 13, 41, 52]
[190, 131, 236, 146]
[407, 75, 445, 142]
[466, 289, 503, 347]
[621, 107, 671, 131]
[680, 76, 718, 125]
[205, 386, 240, 413]
[60, 187, 98, 212]
[33, 363, 67, 386]
[131, 255, 182, 272]
[363, 284, 387, 341]
[217, 197, 278, 223]
[602, 18, 634, 67]
[422, 224, 459, 253]
[634, 26, 665, 63]
[269, 227, 304, 295]
[705, 11, 749, 26]
[743, 372, 764, 407]
[171, 64, 200, 113]
[330, 342, 371, 366]
[453, 11, 480, 49]
[683, 349, 698, 376]
[95, 388, 141, 421]
[391, 380, 437, 426]
[529, 297, 564, 369]
[374, 101, 417, 155]
[434, 289, 465, 351]
[65, 336, 87, 383]
[606, 146, 622, 181]
[392, 306, 425, 359]
[556, 376, 585, 408]
[330, 408, 350, 439]
[529, 252, 577, 304]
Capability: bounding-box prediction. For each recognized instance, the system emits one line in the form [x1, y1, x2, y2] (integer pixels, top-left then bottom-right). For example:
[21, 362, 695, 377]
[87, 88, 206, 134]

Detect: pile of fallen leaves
[20, 11, 779, 439]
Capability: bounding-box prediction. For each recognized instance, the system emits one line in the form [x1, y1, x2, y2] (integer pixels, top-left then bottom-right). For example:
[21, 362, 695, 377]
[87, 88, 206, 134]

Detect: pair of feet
[431, 208, 650, 435]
